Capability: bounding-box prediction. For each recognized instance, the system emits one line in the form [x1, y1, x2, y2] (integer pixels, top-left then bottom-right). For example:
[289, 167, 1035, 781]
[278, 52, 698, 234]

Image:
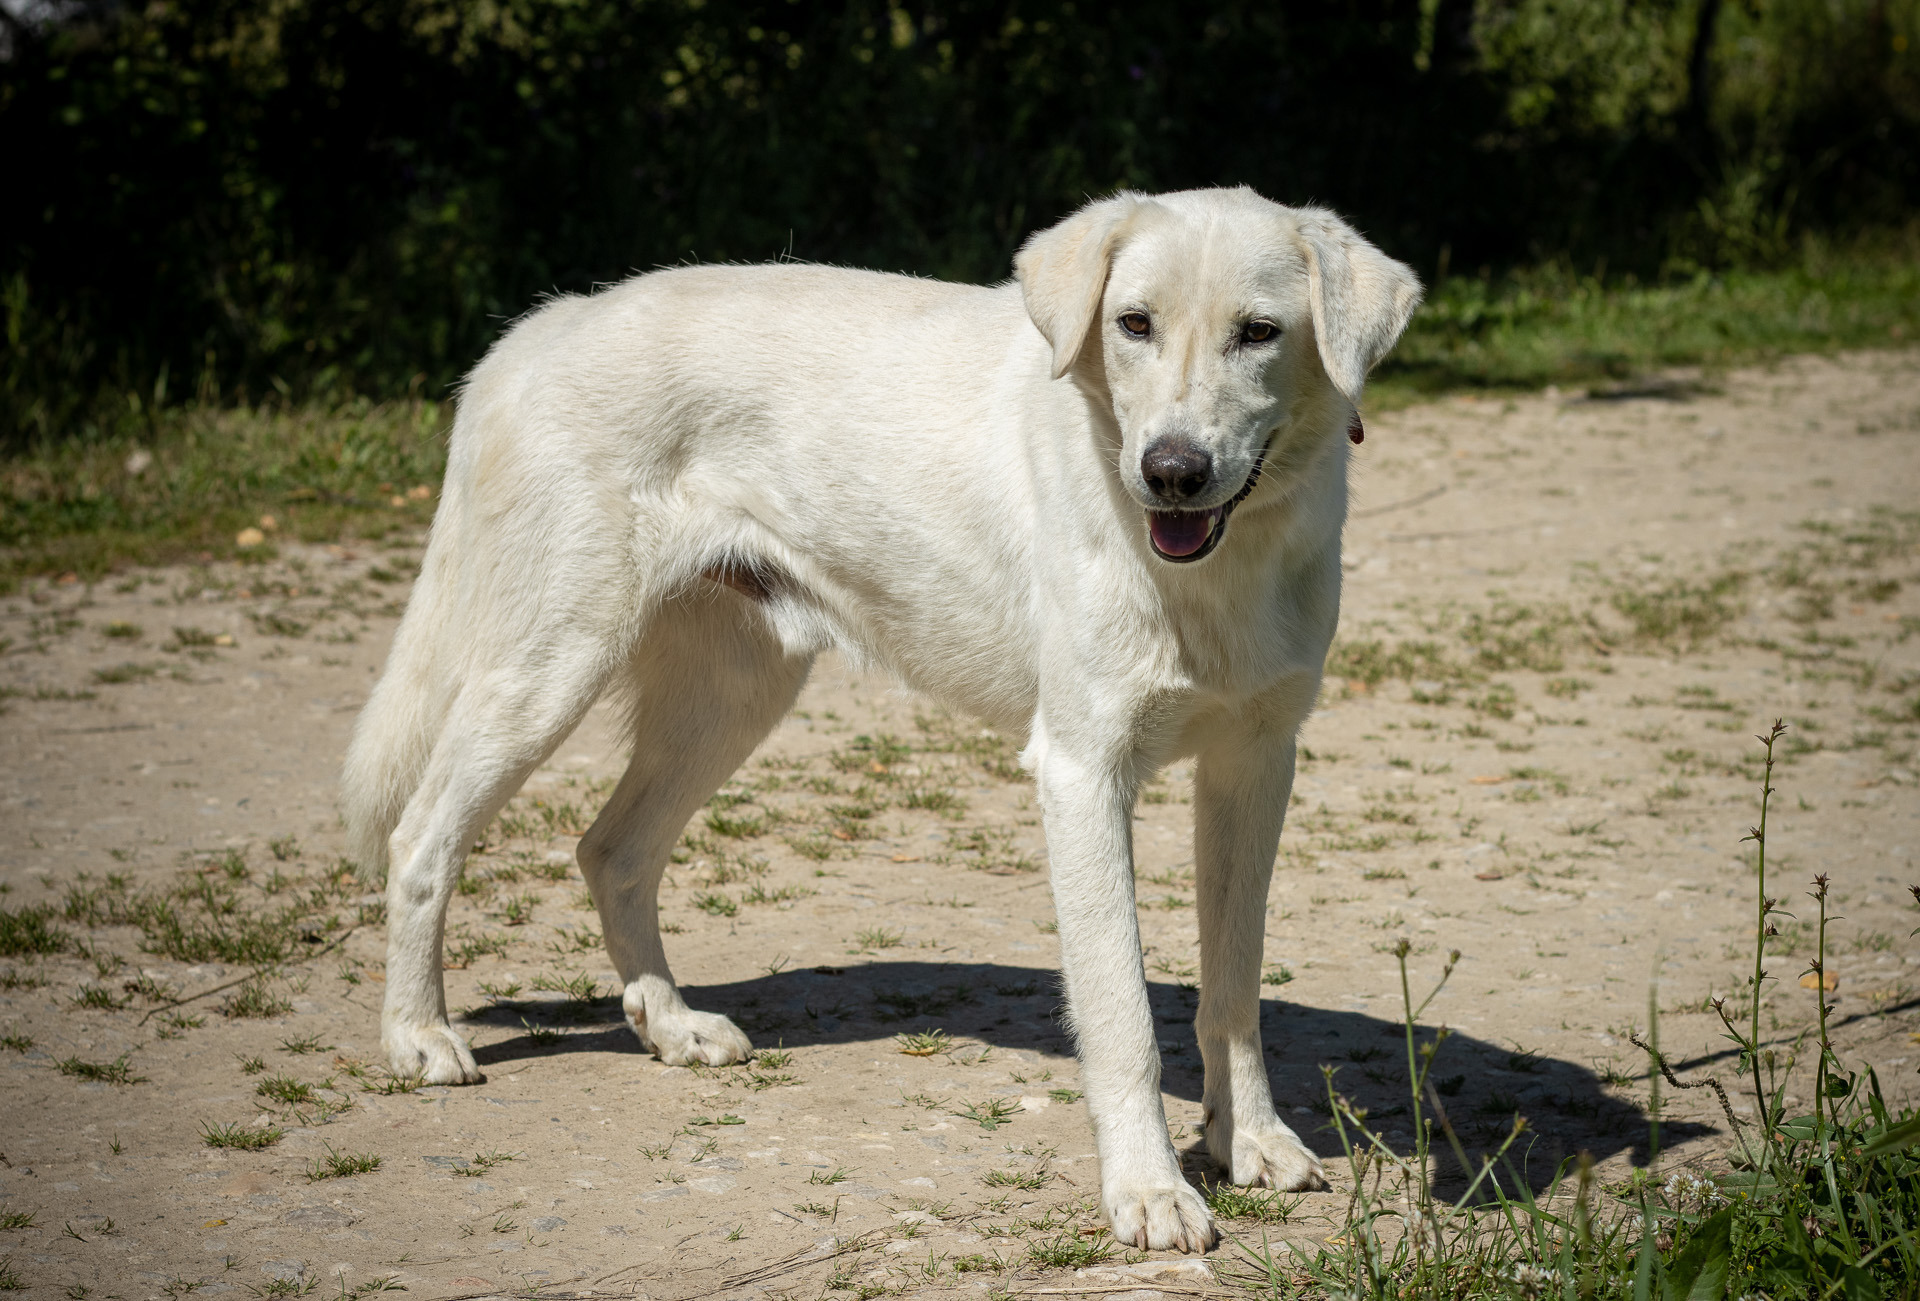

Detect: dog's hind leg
[380, 633, 625, 1084]
[577, 590, 812, 1066]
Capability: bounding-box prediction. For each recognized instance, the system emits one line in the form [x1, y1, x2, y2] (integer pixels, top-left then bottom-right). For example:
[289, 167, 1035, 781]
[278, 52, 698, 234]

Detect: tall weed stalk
[1227, 719, 1918, 1300]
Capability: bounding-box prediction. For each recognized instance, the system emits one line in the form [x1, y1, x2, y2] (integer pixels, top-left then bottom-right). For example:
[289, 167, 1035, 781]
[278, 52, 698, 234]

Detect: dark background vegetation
[3, 0, 1917, 444]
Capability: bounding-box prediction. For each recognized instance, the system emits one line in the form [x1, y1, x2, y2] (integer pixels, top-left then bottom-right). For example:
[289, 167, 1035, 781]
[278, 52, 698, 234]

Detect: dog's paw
[383, 1021, 482, 1085]
[634, 1006, 752, 1067]
[1208, 1116, 1329, 1192]
[1103, 1179, 1217, 1253]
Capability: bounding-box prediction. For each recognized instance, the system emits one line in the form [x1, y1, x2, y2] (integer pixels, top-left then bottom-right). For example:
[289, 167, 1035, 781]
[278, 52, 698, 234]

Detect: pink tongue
[1149, 510, 1215, 557]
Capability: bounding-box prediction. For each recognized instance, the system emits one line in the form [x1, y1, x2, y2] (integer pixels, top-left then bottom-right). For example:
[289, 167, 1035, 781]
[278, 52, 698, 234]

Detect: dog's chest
[1170, 590, 1332, 700]
[1152, 531, 1339, 681]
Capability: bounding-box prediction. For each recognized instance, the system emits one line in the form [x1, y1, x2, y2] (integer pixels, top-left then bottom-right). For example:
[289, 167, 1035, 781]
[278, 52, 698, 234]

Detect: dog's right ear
[1015, 194, 1141, 379]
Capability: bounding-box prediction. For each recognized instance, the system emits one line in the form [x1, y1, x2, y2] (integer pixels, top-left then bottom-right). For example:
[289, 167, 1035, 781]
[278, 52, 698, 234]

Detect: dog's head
[1015, 187, 1421, 563]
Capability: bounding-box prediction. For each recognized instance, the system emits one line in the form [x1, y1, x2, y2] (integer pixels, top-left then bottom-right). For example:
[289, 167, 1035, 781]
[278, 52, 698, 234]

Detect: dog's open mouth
[1146, 443, 1270, 564]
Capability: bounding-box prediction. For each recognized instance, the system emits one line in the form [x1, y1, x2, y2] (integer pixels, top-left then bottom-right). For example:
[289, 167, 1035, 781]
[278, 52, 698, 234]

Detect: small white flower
[1503, 1263, 1561, 1299]
[1663, 1170, 1725, 1207]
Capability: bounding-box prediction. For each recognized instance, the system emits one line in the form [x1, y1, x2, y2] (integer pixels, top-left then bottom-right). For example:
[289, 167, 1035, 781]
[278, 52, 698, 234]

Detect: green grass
[451, 1150, 517, 1177]
[200, 1121, 284, 1151]
[894, 1029, 953, 1057]
[278, 1034, 331, 1055]
[0, 905, 69, 957]
[254, 1074, 319, 1107]
[61, 866, 349, 972]
[692, 892, 738, 917]
[952, 1097, 1020, 1131]
[223, 978, 293, 1019]
[520, 1018, 563, 1046]
[0, 397, 445, 589]
[1372, 235, 1920, 409]
[55, 1052, 145, 1084]
[305, 1144, 381, 1182]
[70, 985, 128, 1011]
[529, 970, 597, 1002]
[1608, 572, 1748, 650]
[1205, 1184, 1302, 1223]
[1026, 1231, 1112, 1268]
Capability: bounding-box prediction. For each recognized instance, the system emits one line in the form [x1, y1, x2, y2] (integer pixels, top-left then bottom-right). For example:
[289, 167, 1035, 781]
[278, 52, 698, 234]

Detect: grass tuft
[223, 979, 293, 1019]
[305, 1144, 381, 1182]
[1205, 1183, 1301, 1223]
[952, 1097, 1020, 1131]
[56, 1052, 145, 1084]
[0, 905, 69, 957]
[894, 1029, 953, 1057]
[1026, 1231, 1111, 1268]
[692, 892, 738, 917]
[253, 1074, 319, 1107]
[200, 1121, 283, 1151]
[451, 1150, 516, 1177]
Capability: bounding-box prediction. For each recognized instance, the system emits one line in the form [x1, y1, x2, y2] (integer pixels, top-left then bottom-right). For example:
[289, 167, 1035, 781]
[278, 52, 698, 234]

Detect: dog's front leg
[1193, 728, 1327, 1191]
[1036, 736, 1215, 1253]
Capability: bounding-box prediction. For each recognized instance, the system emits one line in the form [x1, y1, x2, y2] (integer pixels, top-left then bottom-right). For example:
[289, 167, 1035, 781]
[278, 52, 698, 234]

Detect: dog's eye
[1118, 312, 1152, 338]
[1242, 320, 1279, 344]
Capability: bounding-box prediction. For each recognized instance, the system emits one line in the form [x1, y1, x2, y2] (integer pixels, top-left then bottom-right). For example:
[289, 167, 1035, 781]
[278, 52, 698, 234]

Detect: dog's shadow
[466, 958, 1707, 1189]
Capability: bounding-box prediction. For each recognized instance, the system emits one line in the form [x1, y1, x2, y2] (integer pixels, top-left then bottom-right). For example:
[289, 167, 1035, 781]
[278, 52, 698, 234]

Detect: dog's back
[341, 263, 1044, 881]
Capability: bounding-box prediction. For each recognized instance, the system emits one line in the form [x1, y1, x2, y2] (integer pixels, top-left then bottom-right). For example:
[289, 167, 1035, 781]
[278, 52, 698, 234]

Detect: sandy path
[2, 350, 1916, 1300]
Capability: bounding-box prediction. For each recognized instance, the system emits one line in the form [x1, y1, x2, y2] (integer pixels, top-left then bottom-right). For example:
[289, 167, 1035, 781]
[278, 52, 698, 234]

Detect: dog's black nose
[1141, 442, 1213, 503]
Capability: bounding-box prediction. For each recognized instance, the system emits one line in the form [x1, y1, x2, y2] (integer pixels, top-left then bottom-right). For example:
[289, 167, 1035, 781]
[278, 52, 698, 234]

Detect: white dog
[341, 186, 1420, 1251]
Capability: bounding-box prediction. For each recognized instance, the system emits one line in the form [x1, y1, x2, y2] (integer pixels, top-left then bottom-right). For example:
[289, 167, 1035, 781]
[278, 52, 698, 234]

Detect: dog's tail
[339, 545, 461, 885]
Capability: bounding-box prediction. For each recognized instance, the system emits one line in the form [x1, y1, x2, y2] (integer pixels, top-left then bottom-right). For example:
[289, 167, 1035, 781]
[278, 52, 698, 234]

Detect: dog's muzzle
[1145, 442, 1270, 563]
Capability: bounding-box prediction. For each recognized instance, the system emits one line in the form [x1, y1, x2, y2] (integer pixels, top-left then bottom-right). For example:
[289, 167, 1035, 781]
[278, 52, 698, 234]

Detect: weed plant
[1226, 720, 1918, 1300]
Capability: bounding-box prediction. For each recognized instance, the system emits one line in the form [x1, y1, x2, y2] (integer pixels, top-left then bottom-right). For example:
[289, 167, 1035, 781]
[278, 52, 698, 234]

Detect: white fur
[340, 186, 1420, 1251]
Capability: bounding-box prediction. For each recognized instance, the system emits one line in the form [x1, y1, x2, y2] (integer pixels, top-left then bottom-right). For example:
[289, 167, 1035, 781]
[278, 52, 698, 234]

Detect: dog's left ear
[1295, 211, 1423, 407]
[1015, 193, 1143, 379]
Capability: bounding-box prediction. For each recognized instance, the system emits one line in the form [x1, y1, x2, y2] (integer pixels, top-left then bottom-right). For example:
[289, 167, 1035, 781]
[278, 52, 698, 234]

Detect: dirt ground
[2, 350, 1918, 1301]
